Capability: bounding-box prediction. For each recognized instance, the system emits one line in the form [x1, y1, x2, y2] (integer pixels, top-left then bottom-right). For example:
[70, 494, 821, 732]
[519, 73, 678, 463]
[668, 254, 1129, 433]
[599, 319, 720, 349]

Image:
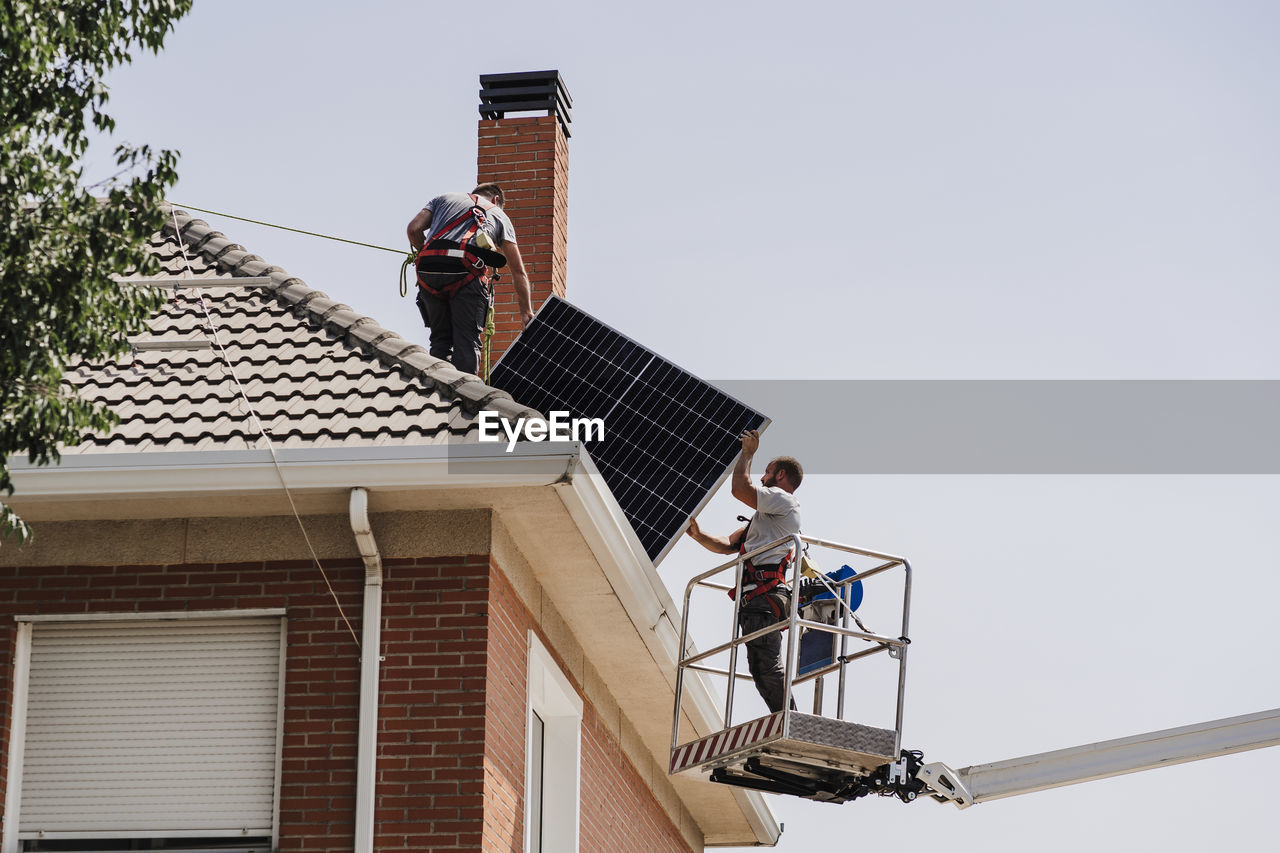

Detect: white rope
[167, 210, 361, 648]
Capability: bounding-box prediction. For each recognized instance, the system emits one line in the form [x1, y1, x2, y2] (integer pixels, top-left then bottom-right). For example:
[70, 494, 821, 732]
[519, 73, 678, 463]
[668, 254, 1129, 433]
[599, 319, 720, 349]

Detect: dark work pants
[738, 592, 796, 714]
[417, 278, 491, 376]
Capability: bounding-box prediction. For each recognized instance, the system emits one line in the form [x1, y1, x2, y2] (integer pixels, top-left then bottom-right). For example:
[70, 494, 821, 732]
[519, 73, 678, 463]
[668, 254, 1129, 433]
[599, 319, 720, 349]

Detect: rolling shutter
[17, 615, 284, 841]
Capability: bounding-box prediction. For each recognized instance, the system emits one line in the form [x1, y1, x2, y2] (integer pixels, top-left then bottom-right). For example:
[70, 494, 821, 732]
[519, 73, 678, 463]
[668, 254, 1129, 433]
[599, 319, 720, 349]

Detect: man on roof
[686, 430, 803, 714]
[407, 183, 533, 376]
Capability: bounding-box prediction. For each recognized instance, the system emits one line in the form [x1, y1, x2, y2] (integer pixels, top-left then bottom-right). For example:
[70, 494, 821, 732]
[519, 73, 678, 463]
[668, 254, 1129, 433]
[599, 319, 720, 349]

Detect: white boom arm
[919, 707, 1280, 809]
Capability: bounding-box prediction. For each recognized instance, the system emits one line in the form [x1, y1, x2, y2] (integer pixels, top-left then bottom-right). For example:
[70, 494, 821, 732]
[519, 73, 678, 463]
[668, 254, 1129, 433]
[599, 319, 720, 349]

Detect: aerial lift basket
[670, 534, 914, 803]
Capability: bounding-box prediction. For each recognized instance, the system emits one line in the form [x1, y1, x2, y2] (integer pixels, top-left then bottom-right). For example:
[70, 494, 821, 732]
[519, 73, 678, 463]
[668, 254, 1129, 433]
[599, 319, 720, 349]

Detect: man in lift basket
[686, 429, 803, 713]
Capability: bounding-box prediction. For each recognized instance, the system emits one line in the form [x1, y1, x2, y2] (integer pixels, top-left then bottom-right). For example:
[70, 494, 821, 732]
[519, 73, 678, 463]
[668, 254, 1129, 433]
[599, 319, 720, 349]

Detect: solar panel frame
[490, 296, 770, 565]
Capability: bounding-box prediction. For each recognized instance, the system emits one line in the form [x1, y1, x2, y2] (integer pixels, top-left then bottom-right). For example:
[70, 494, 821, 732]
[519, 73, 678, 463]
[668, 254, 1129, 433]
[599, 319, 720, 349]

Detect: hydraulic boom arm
[920, 707, 1280, 808]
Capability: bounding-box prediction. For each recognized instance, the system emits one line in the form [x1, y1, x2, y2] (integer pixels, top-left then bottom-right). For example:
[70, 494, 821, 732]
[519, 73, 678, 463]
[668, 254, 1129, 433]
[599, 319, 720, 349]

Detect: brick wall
[0, 556, 492, 853]
[477, 114, 569, 363]
[482, 556, 528, 851]
[580, 710, 696, 853]
[374, 555, 492, 851]
[483, 560, 696, 853]
[0, 559, 367, 852]
[0, 553, 693, 853]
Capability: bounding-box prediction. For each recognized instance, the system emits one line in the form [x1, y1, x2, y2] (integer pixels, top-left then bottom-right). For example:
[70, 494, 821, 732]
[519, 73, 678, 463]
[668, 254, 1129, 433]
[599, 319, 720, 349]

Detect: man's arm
[500, 239, 535, 328]
[686, 518, 746, 555]
[407, 208, 433, 252]
[730, 429, 760, 508]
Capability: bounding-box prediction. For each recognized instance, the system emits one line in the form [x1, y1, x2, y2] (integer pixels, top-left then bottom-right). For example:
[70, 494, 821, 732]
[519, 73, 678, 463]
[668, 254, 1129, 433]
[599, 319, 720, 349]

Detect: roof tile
[299, 295, 340, 316]
[230, 255, 270, 276]
[194, 235, 236, 259]
[323, 308, 365, 333]
[346, 322, 396, 348]
[453, 379, 504, 408]
[376, 339, 424, 361]
[396, 349, 438, 373]
[274, 281, 311, 303]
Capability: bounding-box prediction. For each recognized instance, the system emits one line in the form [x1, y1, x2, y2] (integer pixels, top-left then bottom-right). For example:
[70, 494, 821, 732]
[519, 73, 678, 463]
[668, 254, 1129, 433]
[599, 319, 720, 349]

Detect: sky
[92, 2, 1280, 850]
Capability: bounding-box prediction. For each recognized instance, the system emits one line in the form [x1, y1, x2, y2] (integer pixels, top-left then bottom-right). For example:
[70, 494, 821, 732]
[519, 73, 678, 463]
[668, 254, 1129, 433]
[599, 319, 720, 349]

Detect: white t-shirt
[742, 485, 801, 570]
[424, 192, 517, 245]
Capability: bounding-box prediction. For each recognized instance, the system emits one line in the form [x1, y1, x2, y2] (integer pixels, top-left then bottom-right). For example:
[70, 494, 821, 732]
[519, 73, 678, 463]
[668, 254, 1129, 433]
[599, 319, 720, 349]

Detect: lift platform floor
[671, 711, 896, 778]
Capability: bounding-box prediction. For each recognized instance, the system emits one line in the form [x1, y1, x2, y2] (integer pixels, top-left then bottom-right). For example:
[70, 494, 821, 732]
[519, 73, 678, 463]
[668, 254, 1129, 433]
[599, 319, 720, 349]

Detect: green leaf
[1, 0, 192, 547]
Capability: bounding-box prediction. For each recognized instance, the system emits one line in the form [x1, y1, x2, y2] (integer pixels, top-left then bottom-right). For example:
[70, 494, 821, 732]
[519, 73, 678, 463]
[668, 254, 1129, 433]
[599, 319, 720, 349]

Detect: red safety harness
[415, 194, 507, 299]
[730, 517, 793, 620]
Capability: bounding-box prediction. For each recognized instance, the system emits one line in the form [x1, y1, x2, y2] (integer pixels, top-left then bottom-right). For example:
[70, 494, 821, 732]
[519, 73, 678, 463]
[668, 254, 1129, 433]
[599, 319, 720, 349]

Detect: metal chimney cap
[479, 70, 573, 138]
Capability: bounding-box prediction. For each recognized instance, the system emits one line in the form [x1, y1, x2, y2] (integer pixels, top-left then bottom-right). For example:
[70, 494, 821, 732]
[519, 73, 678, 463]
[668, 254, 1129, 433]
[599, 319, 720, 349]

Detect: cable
[168, 201, 404, 255]
[167, 209, 362, 649]
[171, 199, 500, 380]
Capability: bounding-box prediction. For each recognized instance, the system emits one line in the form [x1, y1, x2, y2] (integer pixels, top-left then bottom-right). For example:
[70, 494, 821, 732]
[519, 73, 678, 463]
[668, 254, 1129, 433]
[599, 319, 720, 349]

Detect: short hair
[472, 183, 505, 205]
[770, 456, 803, 488]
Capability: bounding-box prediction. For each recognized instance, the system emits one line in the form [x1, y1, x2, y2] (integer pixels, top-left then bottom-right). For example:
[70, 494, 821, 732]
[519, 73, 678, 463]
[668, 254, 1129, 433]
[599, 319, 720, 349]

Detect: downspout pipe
[350, 487, 382, 853]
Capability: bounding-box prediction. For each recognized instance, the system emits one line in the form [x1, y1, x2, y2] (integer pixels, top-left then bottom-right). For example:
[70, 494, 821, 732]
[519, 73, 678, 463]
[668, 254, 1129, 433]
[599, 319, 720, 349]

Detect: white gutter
[1, 623, 32, 853]
[8, 444, 579, 500]
[9, 442, 780, 846]
[349, 488, 382, 853]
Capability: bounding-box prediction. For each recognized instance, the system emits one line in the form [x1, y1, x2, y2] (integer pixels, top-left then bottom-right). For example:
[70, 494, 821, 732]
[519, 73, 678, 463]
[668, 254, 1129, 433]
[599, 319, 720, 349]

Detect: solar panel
[489, 296, 770, 565]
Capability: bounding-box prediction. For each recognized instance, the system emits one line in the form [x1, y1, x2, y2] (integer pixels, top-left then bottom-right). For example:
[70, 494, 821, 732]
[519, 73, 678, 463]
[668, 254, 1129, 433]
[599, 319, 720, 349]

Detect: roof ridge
[159, 204, 539, 422]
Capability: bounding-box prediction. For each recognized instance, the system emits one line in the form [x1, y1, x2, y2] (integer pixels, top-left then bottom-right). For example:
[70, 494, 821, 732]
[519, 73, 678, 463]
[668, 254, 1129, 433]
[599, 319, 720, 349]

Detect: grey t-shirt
[424, 192, 517, 245]
[743, 486, 801, 572]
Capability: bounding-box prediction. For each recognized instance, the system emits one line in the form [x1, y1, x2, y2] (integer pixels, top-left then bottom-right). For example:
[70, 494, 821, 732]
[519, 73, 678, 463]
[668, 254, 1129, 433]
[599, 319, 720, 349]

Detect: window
[524, 632, 582, 853]
[2, 612, 286, 853]
[528, 711, 545, 853]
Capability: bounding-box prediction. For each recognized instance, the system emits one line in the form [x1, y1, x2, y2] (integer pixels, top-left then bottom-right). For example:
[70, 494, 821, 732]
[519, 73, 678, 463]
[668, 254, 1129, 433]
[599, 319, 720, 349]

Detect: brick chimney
[476, 70, 571, 365]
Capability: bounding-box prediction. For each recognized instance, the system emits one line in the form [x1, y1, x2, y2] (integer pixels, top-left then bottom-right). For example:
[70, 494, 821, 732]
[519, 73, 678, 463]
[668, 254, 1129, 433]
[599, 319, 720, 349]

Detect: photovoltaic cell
[489, 296, 769, 565]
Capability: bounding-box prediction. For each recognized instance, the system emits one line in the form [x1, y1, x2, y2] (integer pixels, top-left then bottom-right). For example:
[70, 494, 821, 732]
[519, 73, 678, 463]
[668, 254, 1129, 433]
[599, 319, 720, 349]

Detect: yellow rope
[399, 250, 417, 298]
[482, 304, 496, 381]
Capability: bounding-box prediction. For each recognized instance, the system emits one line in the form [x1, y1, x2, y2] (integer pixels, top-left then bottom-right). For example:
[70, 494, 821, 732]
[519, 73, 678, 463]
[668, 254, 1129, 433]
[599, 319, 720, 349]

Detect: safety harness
[415, 194, 507, 299]
[731, 515, 794, 620]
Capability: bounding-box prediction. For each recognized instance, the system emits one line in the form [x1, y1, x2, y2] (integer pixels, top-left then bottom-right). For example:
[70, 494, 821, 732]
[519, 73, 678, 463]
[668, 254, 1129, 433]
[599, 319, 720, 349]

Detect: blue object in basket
[797, 566, 866, 676]
[810, 565, 864, 613]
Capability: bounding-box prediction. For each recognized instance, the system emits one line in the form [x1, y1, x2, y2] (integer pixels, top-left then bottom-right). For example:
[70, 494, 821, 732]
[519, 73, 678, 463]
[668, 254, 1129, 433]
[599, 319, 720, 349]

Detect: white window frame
[524, 631, 582, 853]
[1, 609, 287, 853]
